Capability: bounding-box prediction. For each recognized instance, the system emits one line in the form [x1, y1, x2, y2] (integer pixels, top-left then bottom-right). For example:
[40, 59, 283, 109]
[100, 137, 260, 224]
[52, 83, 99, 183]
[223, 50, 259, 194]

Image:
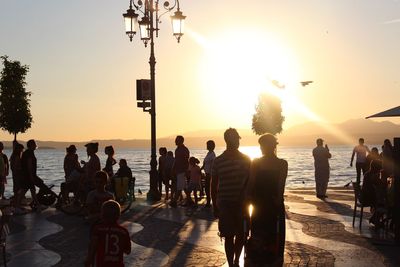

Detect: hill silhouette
[4, 118, 400, 149]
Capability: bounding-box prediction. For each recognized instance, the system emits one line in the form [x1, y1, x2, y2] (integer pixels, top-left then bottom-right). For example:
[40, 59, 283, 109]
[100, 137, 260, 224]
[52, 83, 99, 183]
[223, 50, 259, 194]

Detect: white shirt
[203, 151, 216, 175]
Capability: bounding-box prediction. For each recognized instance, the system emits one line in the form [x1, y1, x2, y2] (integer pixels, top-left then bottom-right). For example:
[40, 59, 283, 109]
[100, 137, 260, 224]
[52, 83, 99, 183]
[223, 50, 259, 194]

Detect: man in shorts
[85, 200, 131, 267]
[170, 136, 189, 207]
[211, 128, 251, 267]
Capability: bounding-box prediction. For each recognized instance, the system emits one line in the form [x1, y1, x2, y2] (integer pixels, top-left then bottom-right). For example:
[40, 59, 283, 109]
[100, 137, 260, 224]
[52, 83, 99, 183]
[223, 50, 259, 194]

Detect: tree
[252, 92, 285, 135]
[0, 56, 33, 141]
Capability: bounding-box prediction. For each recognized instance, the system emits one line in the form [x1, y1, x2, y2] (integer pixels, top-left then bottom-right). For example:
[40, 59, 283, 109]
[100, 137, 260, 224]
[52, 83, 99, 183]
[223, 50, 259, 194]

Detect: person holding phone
[312, 138, 332, 199]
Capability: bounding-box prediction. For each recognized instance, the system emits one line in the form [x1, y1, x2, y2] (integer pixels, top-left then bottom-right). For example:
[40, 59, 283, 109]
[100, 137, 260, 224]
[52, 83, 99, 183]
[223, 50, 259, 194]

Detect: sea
[2, 145, 360, 197]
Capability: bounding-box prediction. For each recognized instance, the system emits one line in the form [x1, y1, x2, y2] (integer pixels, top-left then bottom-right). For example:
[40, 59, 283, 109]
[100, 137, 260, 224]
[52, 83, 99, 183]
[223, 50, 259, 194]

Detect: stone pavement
[2, 188, 400, 266]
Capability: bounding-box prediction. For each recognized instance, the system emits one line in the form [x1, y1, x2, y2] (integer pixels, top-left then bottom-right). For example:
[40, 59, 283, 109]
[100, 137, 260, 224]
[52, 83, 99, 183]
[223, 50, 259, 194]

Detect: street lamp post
[123, 0, 186, 201]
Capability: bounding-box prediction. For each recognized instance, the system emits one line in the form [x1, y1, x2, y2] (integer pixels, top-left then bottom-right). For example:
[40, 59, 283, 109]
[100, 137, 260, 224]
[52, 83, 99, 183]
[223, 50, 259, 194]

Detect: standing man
[170, 135, 189, 207]
[313, 138, 331, 199]
[350, 138, 370, 184]
[211, 128, 251, 267]
[18, 139, 43, 210]
[201, 140, 216, 207]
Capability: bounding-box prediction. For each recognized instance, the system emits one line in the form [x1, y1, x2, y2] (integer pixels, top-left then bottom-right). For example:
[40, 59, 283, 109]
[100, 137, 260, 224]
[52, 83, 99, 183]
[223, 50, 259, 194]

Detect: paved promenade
[2, 188, 400, 266]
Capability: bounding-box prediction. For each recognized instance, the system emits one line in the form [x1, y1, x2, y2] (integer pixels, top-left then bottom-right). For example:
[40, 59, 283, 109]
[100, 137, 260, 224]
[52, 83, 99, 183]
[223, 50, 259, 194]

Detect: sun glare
[193, 27, 301, 126]
[187, 27, 355, 144]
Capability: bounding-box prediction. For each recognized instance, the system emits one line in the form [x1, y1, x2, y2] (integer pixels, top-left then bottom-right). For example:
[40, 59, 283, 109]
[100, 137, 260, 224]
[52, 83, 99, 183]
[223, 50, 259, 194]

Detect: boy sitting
[85, 200, 131, 267]
[86, 171, 114, 222]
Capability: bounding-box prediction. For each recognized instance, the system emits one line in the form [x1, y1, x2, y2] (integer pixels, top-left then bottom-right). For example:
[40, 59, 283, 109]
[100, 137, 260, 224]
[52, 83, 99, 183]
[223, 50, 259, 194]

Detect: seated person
[362, 160, 386, 227]
[113, 159, 135, 199]
[86, 171, 114, 222]
[85, 200, 131, 267]
[60, 145, 84, 203]
[114, 159, 133, 180]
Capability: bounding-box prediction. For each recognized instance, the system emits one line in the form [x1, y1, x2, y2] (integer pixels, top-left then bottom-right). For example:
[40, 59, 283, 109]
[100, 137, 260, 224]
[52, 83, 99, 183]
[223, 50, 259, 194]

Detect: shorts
[218, 201, 244, 238]
[176, 172, 187, 191]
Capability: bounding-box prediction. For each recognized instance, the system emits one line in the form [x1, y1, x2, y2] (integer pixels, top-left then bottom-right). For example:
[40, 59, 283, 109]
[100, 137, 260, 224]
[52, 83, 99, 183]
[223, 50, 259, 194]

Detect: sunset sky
[1, 0, 400, 142]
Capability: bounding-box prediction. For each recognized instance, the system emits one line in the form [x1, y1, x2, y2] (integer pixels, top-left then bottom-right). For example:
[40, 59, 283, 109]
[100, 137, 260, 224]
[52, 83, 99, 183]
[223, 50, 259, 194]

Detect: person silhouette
[211, 128, 251, 267]
[350, 138, 370, 184]
[313, 138, 331, 199]
[170, 136, 189, 207]
[201, 140, 216, 207]
[245, 133, 288, 266]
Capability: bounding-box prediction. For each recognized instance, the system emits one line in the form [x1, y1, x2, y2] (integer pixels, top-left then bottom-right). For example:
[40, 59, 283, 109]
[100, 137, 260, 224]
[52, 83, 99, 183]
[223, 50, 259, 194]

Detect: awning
[366, 106, 400, 119]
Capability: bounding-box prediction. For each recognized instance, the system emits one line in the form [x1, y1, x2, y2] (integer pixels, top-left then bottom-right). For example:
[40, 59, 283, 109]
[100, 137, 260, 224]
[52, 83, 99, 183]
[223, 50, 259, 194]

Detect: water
[2, 145, 357, 197]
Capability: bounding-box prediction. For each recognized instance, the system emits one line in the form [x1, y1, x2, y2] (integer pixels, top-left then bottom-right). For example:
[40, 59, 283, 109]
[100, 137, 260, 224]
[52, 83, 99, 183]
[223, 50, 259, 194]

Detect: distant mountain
[278, 118, 400, 146]
[4, 119, 400, 149]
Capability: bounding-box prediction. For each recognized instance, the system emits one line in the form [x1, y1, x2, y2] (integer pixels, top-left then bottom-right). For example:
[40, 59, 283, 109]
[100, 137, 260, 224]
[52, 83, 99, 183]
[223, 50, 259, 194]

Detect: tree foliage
[0, 56, 33, 141]
[252, 93, 285, 135]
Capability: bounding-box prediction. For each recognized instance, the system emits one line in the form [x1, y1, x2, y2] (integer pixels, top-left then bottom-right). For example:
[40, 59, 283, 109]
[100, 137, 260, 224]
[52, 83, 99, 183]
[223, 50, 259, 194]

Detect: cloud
[382, 18, 400, 25]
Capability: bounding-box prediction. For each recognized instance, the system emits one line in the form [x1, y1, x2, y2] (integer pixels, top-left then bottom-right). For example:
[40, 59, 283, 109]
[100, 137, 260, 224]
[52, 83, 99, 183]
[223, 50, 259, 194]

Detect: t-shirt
[174, 145, 189, 174]
[212, 150, 251, 203]
[85, 155, 101, 187]
[189, 165, 201, 186]
[353, 145, 369, 163]
[203, 151, 216, 175]
[115, 166, 133, 180]
[64, 153, 80, 178]
[91, 222, 131, 267]
[21, 149, 37, 178]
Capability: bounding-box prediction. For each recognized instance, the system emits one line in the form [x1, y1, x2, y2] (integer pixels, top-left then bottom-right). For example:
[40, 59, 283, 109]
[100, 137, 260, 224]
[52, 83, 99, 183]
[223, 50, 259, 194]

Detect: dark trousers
[356, 162, 367, 184]
[205, 173, 211, 205]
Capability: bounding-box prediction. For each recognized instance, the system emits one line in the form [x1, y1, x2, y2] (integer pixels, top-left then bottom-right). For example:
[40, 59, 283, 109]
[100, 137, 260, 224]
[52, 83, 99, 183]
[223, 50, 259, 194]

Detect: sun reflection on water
[239, 146, 262, 160]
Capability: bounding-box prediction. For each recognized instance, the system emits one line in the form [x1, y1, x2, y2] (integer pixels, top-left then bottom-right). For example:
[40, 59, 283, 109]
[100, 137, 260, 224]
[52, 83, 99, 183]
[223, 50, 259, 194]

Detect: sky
[0, 0, 400, 142]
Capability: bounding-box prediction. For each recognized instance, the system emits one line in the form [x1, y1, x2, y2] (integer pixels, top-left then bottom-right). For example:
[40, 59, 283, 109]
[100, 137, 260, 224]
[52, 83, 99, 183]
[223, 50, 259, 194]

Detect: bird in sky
[301, 81, 313, 87]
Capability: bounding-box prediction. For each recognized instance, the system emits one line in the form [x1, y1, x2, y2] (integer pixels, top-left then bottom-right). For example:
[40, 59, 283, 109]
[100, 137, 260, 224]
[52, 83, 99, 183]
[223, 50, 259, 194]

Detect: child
[187, 157, 201, 206]
[85, 200, 131, 267]
[86, 171, 114, 222]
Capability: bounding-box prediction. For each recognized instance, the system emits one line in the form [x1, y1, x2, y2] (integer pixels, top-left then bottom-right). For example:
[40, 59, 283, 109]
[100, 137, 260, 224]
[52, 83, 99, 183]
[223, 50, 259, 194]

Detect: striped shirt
[212, 150, 251, 202]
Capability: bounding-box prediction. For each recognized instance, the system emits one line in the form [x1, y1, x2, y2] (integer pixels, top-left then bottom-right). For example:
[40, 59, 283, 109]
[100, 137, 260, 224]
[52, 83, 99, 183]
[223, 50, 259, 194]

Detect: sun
[195, 27, 301, 127]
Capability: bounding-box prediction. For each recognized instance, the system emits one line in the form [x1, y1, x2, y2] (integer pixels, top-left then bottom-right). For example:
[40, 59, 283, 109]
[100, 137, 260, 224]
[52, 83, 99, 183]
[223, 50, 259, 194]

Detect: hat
[66, 145, 77, 152]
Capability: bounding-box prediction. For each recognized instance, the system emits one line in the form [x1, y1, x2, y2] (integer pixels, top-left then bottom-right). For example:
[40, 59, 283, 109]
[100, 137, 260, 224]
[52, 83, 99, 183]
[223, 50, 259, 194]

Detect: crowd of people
[1, 134, 397, 266]
[152, 129, 288, 266]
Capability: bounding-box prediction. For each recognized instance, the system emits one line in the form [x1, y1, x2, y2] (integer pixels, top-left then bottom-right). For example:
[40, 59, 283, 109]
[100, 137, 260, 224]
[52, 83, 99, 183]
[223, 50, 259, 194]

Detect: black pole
[393, 138, 400, 242]
[147, 0, 161, 201]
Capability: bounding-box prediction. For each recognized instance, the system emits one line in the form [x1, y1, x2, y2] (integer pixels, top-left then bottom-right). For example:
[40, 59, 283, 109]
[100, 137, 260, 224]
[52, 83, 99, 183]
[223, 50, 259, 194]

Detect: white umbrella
[366, 106, 400, 118]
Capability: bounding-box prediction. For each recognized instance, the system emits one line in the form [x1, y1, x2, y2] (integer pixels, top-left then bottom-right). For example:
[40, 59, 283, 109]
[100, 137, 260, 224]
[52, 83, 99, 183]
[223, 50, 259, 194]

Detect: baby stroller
[34, 176, 58, 207]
